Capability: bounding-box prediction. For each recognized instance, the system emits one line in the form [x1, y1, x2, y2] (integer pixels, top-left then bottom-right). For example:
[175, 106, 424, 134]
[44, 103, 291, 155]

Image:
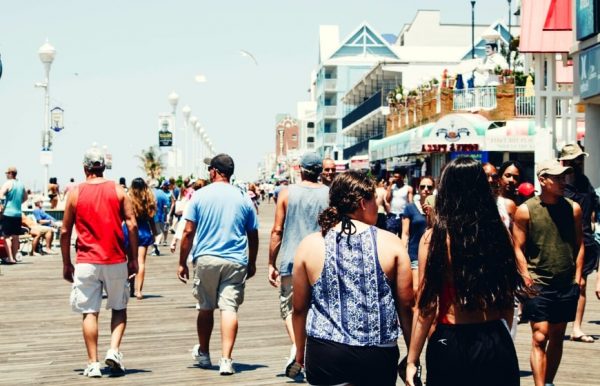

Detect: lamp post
[181, 105, 191, 177]
[507, 0, 512, 69]
[471, 1, 476, 59]
[189, 116, 198, 177]
[168, 91, 179, 177]
[195, 121, 203, 177]
[37, 40, 56, 201]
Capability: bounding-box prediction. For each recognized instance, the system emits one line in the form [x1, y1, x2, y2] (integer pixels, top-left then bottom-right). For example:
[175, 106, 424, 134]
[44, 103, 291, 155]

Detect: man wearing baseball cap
[177, 153, 259, 375]
[558, 143, 599, 343]
[513, 159, 584, 386]
[0, 166, 27, 263]
[268, 152, 329, 376]
[61, 147, 139, 377]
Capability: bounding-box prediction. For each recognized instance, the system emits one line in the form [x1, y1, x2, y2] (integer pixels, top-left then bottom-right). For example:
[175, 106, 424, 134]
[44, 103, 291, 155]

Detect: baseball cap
[83, 147, 105, 170]
[536, 159, 572, 177]
[204, 153, 235, 177]
[558, 143, 589, 161]
[160, 180, 170, 188]
[5, 166, 17, 174]
[517, 182, 536, 197]
[300, 152, 322, 171]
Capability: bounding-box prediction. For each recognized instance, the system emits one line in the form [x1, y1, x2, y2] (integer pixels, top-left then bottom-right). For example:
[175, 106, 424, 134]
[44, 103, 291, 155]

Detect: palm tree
[136, 146, 165, 180]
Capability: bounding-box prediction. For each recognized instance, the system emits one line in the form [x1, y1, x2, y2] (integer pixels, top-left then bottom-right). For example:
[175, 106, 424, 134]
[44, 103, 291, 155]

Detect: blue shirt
[3, 179, 25, 217]
[33, 208, 56, 224]
[153, 188, 170, 223]
[306, 226, 399, 346]
[185, 182, 259, 266]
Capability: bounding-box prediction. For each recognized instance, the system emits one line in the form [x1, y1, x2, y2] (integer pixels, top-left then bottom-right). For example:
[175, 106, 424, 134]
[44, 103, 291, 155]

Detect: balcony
[452, 87, 497, 111]
[324, 78, 337, 92]
[343, 134, 383, 160]
[322, 132, 337, 144]
[324, 105, 337, 118]
[342, 90, 384, 129]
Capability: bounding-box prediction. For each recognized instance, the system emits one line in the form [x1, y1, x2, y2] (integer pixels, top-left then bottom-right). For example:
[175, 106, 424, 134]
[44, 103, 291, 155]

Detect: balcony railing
[453, 87, 497, 111]
[324, 78, 337, 92]
[514, 86, 535, 116]
[322, 133, 337, 144]
[342, 90, 384, 129]
[324, 105, 337, 118]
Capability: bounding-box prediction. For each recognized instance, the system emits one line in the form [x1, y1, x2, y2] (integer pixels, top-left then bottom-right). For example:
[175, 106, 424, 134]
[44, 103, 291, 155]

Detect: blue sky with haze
[0, 0, 509, 188]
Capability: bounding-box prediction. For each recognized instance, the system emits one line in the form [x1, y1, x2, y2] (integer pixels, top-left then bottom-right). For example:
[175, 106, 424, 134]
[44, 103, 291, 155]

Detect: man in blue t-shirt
[177, 153, 259, 376]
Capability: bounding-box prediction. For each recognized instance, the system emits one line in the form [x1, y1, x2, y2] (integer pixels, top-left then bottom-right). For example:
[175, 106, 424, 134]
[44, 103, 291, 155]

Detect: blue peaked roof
[330, 24, 399, 60]
[462, 22, 512, 61]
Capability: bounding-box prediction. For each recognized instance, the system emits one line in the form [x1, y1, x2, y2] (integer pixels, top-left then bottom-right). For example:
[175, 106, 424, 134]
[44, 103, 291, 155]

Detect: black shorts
[583, 243, 599, 276]
[305, 336, 399, 386]
[426, 320, 519, 386]
[1, 215, 23, 237]
[521, 283, 579, 324]
[376, 213, 387, 231]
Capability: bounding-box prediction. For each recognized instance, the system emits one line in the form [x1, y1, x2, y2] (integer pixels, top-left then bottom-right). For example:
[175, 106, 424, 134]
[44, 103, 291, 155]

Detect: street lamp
[37, 39, 56, 201]
[471, 1, 476, 60]
[181, 105, 191, 177]
[507, 0, 512, 69]
[189, 116, 198, 176]
[167, 91, 179, 177]
[194, 121, 203, 176]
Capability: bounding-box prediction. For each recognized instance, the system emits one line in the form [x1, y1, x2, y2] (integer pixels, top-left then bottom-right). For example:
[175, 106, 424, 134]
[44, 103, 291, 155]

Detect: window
[291, 134, 297, 141]
[307, 122, 315, 128]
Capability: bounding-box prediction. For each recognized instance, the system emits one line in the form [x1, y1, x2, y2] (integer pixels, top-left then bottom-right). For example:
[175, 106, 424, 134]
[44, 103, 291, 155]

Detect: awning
[486, 120, 537, 151]
[369, 123, 432, 160]
[519, 0, 572, 53]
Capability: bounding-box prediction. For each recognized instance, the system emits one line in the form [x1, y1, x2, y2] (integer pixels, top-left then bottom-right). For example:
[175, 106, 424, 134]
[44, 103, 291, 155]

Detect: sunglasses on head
[419, 184, 433, 190]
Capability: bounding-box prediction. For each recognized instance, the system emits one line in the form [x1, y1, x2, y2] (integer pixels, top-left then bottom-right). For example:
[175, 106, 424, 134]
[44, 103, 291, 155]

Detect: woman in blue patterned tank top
[291, 171, 414, 386]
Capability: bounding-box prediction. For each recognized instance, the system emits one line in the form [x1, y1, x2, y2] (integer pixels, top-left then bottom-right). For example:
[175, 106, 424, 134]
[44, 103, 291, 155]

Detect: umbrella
[524, 75, 535, 97]
[455, 74, 464, 90]
[466, 77, 474, 89]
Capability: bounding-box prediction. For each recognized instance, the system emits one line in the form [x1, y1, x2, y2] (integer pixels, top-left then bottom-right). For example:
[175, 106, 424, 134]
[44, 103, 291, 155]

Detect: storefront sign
[579, 43, 600, 99]
[450, 151, 488, 163]
[486, 135, 536, 151]
[350, 156, 369, 170]
[421, 143, 480, 153]
[577, 0, 597, 41]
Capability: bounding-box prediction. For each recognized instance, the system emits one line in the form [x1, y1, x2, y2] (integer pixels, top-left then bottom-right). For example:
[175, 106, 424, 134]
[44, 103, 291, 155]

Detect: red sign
[421, 143, 480, 153]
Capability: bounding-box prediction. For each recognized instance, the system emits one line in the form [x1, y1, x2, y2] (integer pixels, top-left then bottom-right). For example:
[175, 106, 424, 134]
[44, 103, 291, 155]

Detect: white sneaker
[83, 362, 102, 378]
[219, 358, 235, 375]
[104, 348, 125, 374]
[14, 252, 23, 262]
[192, 344, 211, 368]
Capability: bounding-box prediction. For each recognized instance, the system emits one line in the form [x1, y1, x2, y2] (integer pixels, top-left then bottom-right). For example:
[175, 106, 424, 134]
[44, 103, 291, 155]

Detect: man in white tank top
[385, 167, 413, 236]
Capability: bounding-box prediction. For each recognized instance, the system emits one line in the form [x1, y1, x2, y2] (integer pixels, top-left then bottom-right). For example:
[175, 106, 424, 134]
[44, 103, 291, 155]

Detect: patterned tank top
[306, 226, 399, 346]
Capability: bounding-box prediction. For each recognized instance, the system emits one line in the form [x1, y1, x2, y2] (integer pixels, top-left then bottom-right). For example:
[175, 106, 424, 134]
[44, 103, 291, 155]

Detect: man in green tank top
[513, 159, 584, 386]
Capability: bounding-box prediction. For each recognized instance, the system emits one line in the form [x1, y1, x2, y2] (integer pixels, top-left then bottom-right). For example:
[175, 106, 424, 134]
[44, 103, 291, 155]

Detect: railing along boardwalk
[1, 201, 599, 385]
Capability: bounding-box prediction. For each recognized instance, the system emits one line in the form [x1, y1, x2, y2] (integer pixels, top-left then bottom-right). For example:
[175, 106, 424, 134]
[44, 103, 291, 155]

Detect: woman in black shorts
[406, 157, 528, 386]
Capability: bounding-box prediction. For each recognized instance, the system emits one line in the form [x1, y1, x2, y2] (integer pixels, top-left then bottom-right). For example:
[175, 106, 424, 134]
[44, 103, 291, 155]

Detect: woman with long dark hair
[406, 157, 526, 386]
[123, 178, 157, 299]
[292, 170, 414, 386]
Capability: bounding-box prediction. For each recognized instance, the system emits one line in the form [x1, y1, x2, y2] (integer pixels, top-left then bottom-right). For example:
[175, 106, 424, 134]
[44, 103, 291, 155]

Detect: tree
[136, 146, 165, 180]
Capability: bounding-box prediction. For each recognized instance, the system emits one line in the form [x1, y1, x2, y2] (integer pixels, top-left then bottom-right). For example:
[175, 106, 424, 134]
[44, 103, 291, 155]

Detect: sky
[0, 0, 509, 189]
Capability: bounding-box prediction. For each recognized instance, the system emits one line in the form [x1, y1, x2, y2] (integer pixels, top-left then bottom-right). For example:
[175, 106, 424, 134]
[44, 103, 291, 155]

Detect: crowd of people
[1, 143, 599, 385]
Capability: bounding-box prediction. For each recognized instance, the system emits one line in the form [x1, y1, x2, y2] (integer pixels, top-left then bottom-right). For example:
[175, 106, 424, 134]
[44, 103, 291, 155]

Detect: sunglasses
[419, 184, 433, 190]
[323, 168, 336, 172]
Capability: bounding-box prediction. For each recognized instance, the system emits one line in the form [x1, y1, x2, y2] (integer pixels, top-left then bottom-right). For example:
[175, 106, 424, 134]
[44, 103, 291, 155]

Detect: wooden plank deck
[1, 201, 599, 385]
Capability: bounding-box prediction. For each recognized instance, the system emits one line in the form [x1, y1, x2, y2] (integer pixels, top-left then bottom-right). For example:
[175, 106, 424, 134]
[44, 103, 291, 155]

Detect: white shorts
[70, 262, 129, 313]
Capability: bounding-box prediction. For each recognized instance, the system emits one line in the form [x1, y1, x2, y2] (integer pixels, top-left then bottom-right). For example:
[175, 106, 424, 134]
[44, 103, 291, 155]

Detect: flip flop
[571, 334, 595, 343]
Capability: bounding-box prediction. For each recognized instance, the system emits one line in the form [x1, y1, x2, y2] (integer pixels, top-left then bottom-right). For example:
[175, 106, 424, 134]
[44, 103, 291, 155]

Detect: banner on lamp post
[50, 107, 64, 132]
[158, 114, 173, 147]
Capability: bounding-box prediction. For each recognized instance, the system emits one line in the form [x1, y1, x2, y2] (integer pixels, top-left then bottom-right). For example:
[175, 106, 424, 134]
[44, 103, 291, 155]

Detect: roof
[519, 0, 573, 53]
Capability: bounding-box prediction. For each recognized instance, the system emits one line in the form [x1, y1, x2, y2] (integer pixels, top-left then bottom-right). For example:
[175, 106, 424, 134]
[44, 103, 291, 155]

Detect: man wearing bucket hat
[177, 153, 259, 376]
[268, 152, 329, 376]
[513, 159, 584, 386]
[558, 143, 599, 343]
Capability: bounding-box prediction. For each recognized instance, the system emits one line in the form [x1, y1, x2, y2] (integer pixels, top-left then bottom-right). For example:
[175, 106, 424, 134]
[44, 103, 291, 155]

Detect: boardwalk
[1, 201, 599, 385]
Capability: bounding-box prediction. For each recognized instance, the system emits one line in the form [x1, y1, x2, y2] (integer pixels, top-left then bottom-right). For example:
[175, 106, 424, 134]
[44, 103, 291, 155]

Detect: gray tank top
[278, 184, 329, 276]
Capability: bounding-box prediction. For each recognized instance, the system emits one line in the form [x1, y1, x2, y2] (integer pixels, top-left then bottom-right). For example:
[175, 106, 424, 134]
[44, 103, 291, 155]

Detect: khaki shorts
[70, 262, 129, 313]
[279, 275, 293, 320]
[192, 255, 247, 312]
